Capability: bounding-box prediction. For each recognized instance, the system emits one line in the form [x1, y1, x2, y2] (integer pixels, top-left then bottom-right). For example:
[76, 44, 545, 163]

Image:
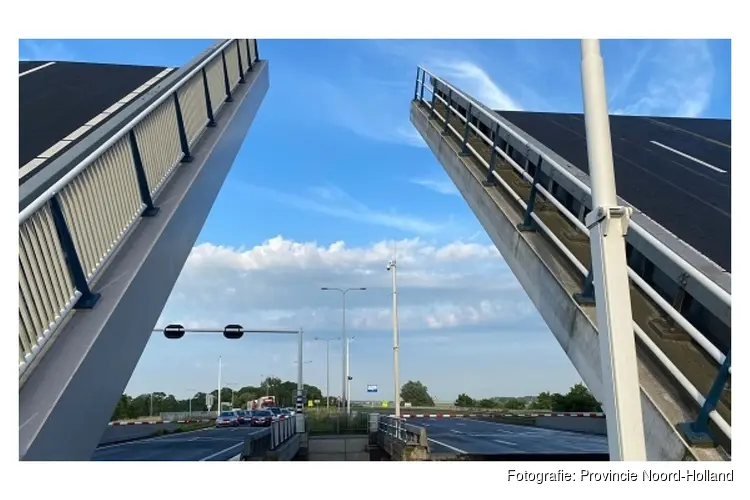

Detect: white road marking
[19, 61, 55, 77]
[96, 426, 211, 450]
[492, 439, 518, 446]
[428, 438, 467, 454]
[649, 140, 727, 174]
[199, 442, 244, 461]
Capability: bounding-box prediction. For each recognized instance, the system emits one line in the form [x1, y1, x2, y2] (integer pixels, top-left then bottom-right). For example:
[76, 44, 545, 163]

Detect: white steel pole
[342, 293, 348, 409]
[217, 356, 222, 415]
[580, 39, 646, 461]
[389, 256, 401, 417]
[326, 340, 330, 410]
[346, 337, 353, 415]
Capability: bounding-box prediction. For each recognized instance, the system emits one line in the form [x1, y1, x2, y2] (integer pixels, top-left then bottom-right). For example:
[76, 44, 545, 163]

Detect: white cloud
[239, 182, 450, 235]
[19, 40, 76, 62]
[428, 59, 523, 111]
[155, 236, 538, 338]
[612, 40, 714, 118]
[409, 177, 459, 196]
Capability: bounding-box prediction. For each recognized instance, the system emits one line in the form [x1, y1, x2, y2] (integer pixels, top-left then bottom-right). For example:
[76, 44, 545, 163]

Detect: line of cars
[215, 407, 295, 428]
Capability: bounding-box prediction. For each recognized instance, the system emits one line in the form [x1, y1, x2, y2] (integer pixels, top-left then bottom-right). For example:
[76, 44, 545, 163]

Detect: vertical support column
[413, 67, 420, 100]
[581, 38, 646, 461]
[128, 130, 159, 217]
[245, 39, 254, 71]
[419, 70, 426, 101]
[172, 93, 193, 163]
[442, 89, 452, 134]
[459, 103, 473, 156]
[517, 156, 544, 232]
[235, 39, 246, 83]
[48, 196, 100, 309]
[482, 123, 501, 186]
[678, 350, 731, 447]
[201, 67, 216, 127]
[220, 50, 233, 103]
[429, 75, 437, 115]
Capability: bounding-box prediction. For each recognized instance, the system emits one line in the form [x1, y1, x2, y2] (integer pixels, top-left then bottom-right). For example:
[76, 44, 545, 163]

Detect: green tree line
[454, 383, 603, 412]
[111, 376, 324, 421]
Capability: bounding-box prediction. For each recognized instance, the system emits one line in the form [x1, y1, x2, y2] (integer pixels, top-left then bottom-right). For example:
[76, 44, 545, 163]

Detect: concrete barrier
[535, 415, 607, 435]
[376, 416, 430, 461]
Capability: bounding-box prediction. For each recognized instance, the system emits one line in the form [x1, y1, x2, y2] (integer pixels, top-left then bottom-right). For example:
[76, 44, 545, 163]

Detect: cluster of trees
[111, 377, 324, 421]
[455, 383, 603, 412]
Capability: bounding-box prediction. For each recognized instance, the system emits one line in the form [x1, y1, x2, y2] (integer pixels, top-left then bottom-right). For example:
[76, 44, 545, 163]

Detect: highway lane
[415, 418, 608, 456]
[92, 425, 265, 461]
[497, 110, 731, 272]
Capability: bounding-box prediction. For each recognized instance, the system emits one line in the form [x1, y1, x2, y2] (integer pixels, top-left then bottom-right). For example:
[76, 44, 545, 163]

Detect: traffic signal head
[164, 324, 186, 339]
[223, 324, 244, 339]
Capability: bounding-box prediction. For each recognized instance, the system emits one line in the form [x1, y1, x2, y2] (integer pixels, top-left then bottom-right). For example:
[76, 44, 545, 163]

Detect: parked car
[250, 409, 274, 427]
[215, 410, 240, 428]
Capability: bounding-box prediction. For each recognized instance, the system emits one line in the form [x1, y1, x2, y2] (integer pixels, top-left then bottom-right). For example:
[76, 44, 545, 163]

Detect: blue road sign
[367, 384, 378, 393]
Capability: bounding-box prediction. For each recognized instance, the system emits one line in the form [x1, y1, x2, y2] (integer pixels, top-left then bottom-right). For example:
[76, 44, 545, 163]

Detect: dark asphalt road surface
[497, 111, 731, 271]
[19, 60, 168, 168]
[416, 418, 608, 455]
[92, 425, 264, 461]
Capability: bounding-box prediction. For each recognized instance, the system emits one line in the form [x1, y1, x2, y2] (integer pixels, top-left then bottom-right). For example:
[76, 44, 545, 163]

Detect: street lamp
[387, 255, 401, 417]
[346, 336, 355, 415]
[580, 39, 646, 461]
[320, 287, 366, 412]
[314, 336, 340, 410]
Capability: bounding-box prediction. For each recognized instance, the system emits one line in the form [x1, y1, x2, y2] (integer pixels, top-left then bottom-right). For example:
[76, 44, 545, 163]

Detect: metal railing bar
[416, 92, 732, 438]
[19, 39, 235, 225]
[418, 67, 730, 308]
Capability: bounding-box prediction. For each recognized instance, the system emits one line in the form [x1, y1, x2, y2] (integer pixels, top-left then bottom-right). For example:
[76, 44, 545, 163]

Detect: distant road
[93, 426, 263, 461]
[415, 417, 608, 456]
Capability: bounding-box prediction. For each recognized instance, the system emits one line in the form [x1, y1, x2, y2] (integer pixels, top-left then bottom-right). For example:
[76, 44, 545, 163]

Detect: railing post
[574, 268, 596, 305]
[235, 39, 246, 83]
[246, 39, 254, 71]
[253, 39, 259, 61]
[442, 89, 452, 134]
[459, 103, 473, 156]
[220, 50, 233, 103]
[419, 71, 425, 101]
[172, 93, 193, 163]
[482, 123, 501, 187]
[517, 156, 544, 232]
[128, 130, 159, 217]
[429, 76, 437, 115]
[48, 196, 101, 309]
[678, 350, 731, 447]
[413, 67, 420, 100]
[201, 67, 216, 127]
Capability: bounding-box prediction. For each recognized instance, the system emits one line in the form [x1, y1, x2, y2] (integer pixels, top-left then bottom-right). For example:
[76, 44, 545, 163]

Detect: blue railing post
[220, 50, 233, 103]
[482, 123, 501, 187]
[173, 93, 193, 163]
[442, 89, 452, 134]
[573, 268, 596, 305]
[459, 103, 473, 156]
[128, 130, 159, 217]
[235, 40, 246, 83]
[517, 156, 544, 232]
[678, 350, 731, 447]
[413, 67, 420, 100]
[202, 67, 216, 127]
[48, 195, 101, 309]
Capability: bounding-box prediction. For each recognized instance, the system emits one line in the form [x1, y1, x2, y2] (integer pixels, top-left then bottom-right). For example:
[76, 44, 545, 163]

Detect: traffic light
[223, 324, 244, 339]
[164, 324, 185, 339]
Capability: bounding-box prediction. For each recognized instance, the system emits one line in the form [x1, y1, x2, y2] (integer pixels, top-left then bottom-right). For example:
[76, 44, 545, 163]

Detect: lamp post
[320, 287, 366, 412]
[386, 255, 401, 417]
[187, 388, 198, 416]
[314, 336, 340, 410]
[346, 336, 355, 415]
[580, 39, 646, 461]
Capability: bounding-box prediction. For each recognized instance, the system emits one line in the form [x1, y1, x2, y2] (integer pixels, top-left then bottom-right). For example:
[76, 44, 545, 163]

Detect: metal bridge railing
[378, 415, 428, 446]
[413, 66, 731, 444]
[271, 416, 297, 449]
[18, 39, 260, 377]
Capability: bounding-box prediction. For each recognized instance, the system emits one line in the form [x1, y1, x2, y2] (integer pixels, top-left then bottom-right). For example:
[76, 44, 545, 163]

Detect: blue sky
[18, 38, 731, 404]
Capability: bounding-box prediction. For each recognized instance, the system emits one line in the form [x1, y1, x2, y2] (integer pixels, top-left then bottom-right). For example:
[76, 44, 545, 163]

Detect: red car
[250, 409, 273, 427]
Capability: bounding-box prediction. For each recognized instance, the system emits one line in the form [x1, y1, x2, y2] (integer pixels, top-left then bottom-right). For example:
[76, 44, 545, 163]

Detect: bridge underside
[410, 99, 728, 461]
